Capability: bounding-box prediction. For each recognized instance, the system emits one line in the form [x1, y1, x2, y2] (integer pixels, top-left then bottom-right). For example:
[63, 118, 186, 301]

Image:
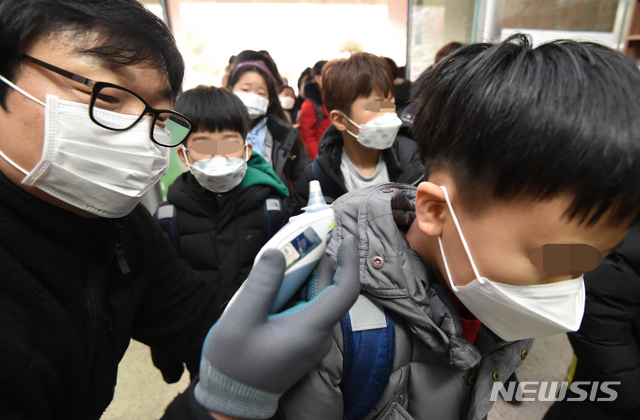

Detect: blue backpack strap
[341, 296, 395, 420]
[312, 158, 340, 202]
[154, 203, 180, 250]
[263, 195, 283, 239]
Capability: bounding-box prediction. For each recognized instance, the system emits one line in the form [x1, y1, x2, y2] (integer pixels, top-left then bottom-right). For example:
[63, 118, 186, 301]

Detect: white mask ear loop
[181, 146, 192, 169]
[339, 111, 360, 139]
[437, 236, 458, 291]
[439, 186, 484, 284]
[0, 75, 45, 176]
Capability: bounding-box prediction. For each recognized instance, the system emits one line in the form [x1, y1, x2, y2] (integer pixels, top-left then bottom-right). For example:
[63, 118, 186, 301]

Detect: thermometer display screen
[280, 227, 323, 268]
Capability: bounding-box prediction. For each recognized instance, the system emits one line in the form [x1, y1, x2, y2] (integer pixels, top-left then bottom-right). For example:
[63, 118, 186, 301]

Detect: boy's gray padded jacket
[274, 183, 534, 420]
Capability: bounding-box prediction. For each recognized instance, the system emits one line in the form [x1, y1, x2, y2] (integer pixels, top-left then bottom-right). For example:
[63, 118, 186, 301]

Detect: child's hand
[195, 235, 360, 419]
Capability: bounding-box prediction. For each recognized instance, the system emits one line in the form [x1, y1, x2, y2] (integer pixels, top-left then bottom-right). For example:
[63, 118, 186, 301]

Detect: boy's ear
[178, 145, 189, 168]
[246, 141, 253, 157]
[415, 182, 447, 237]
[330, 110, 348, 132]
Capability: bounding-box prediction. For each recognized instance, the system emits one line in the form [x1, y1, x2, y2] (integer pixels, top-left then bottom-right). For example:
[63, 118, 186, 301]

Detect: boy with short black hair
[151, 85, 290, 381]
[274, 35, 640, 420]
[301, 52, 424, 203]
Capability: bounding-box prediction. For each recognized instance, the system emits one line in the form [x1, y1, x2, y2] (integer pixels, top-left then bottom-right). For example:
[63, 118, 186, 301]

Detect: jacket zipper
[461, 340, 519, 419]
[481, 340, 519, 358]
[467, 340, 519, 385]
[86, 234, 121, 364]
[86, 272, 99, 363]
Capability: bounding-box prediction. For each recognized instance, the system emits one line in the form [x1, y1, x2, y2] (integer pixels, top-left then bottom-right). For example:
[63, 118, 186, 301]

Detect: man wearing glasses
[0, 1, 359, 419]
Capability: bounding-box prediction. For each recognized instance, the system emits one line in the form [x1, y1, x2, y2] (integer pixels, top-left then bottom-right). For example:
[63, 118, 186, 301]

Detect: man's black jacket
[0, 170, 233, 419]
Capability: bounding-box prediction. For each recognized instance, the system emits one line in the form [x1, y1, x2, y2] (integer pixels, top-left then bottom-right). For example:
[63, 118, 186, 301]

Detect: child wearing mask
[278, 85, 298, 126]
[229, 62, 310, 217]
[273, 35, 640, 420]
[300, 52, 424, 203]
[150, 85, 290, 382]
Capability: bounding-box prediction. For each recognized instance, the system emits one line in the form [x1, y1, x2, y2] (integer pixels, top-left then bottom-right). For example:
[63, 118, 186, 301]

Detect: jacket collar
[266, 117, 299, 176]
[325, 182, 482, 369]
[167, 171, 265, 217]
[266, 117, 298, 150]
[315, 125, 424, 192]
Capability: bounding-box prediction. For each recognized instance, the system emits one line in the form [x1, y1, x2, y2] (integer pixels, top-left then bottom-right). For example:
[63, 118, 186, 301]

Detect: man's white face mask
[0, 75, 170, 218]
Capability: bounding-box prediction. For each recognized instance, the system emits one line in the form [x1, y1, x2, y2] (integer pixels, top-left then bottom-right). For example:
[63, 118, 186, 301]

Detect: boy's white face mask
[183, 146, 248, 193]
[0, 75, 169, 218]
[340, 111, 402, 150]
[437, 186, 585, 341]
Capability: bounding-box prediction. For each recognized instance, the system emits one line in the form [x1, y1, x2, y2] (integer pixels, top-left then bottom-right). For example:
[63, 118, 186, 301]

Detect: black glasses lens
[90, 85, 146, 130]
[154, 112, 191, 146]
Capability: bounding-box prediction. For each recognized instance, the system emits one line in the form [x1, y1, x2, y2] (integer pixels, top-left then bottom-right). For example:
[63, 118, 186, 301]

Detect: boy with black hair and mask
[150, 85, 290, 383]
[300, 52, 424, 204]
[274, 35, 640, 420]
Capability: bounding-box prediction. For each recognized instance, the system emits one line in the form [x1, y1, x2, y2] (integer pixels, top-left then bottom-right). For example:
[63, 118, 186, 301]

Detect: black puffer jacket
[0, 170, 231, 420]
[299, 124, 424, 203]
[151, 171, 283, 380]
[544, 226, 640, 419]
[164, 171, 280, 295]
[267, 118, 310, 217]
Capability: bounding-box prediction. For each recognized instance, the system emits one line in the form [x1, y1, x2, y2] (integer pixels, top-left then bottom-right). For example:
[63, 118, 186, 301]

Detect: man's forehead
[33, 30, 175, 103]
[85, 54, 173, 102]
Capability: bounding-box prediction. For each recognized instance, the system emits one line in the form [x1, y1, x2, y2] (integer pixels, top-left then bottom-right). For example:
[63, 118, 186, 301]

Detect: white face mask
[279, 95, 295, 110]
[0, 76, 169, 218]
[233, 91, 269, 119]
[183, 146, 248, 193]
[437, 186, 585, 341]
[340, 111, 402, 150]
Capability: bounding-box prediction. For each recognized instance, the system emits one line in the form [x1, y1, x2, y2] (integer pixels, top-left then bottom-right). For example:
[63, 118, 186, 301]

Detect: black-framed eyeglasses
[22, 55, 193, 147]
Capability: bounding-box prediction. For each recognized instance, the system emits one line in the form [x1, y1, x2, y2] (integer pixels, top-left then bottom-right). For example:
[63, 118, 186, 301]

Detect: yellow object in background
[565, 354, 578, 386]
[339, 39, 363, 54]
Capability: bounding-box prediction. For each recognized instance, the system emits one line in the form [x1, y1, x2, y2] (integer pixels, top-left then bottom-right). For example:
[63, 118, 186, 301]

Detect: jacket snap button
[382, 189, 393, 193]
[371, 256, 384, 269]
[521, 349, 528, 360]
[492, 371, 500, 382]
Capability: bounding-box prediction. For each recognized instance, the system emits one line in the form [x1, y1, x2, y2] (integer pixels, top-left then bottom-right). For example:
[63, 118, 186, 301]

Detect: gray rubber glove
[195, 235, 360, 419]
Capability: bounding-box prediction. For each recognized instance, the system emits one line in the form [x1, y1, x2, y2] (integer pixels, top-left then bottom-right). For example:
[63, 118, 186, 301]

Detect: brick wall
[503, 0, 619, 31]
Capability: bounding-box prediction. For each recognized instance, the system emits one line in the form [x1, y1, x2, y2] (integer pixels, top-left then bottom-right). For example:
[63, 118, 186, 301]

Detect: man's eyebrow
[78, 54, 175, 102]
